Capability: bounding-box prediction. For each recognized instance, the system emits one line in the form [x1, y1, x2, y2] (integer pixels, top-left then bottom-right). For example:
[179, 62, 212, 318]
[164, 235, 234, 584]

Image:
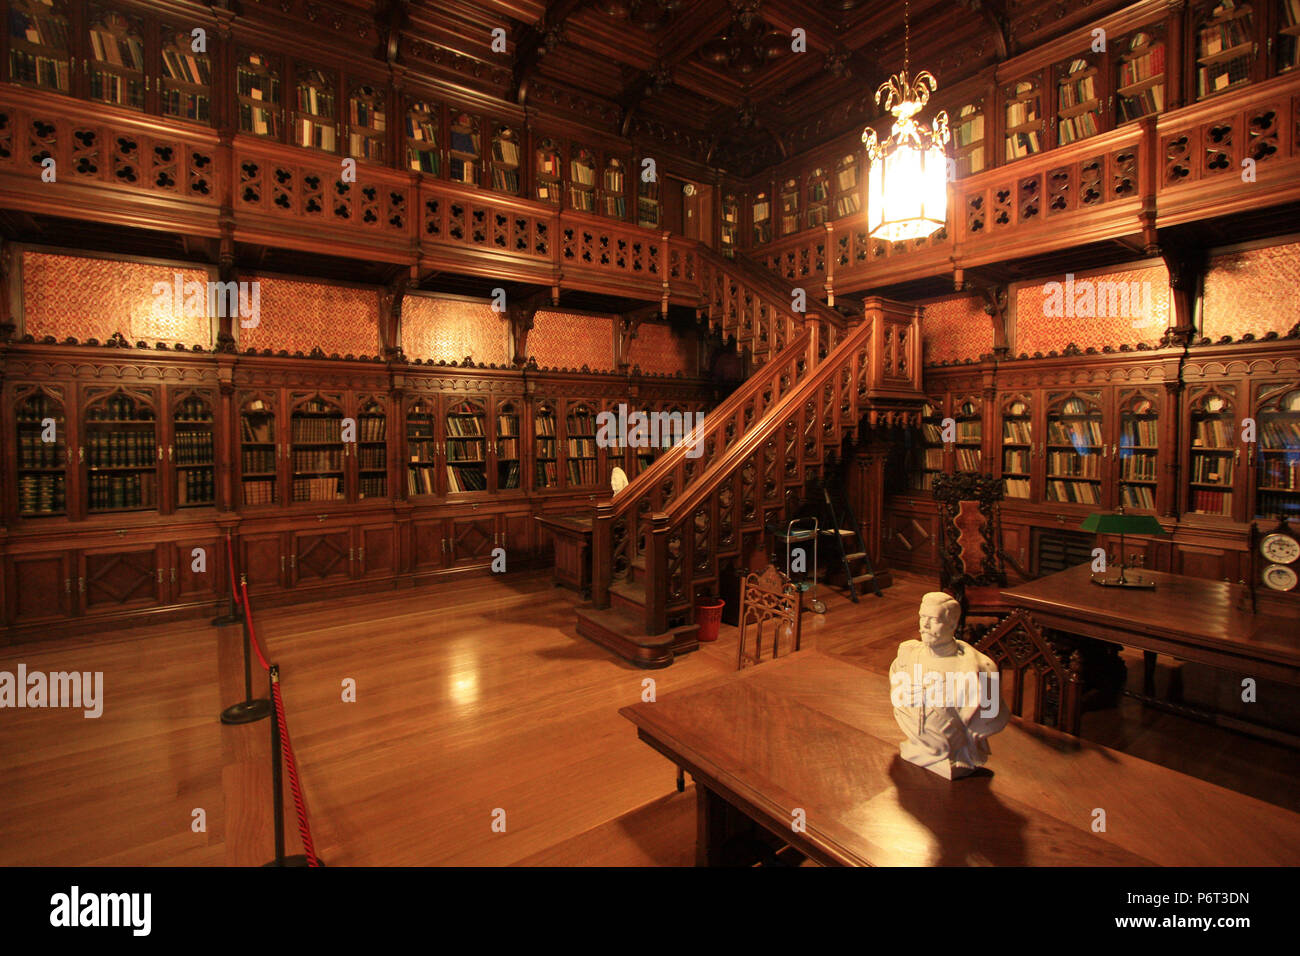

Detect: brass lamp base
[1090, 573, 1156, 589]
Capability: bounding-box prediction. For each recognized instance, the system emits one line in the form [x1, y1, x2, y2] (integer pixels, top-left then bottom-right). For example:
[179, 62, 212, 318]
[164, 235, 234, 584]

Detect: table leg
[1143, 651, 1157, 698]
[696, 785, 729, 867]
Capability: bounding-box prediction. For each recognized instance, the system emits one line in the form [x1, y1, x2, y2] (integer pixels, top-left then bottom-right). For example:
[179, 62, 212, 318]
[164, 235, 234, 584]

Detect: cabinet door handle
[157, 568, 164, 583]
[158, 445, 164, 461]
[289, 555, 296, 569]
[65, 577, 72, 595]
[79, 446, 85, 463]
[358, 547, 364, 563]
[281, 556, 286, 572]
[168, 444, 174, 461]
[171, 568, 177, 584]
[349, 547, 355, 562]
[78, 577, 85, 593]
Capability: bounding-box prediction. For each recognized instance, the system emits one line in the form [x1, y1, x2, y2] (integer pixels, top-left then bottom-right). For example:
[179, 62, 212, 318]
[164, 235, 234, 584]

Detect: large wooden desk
[620, 651, 1300, 866]
[1001, 564, 1300, 688]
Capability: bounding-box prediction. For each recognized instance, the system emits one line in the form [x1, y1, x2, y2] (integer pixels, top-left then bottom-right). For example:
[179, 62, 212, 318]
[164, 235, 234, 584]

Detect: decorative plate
[1262, 563, 1298, 592]
[1260, 532, 1300, 565]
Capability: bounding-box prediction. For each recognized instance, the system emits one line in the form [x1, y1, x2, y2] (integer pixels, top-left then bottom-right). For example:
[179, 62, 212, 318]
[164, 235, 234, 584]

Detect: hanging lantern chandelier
[861, 0, 950, 242]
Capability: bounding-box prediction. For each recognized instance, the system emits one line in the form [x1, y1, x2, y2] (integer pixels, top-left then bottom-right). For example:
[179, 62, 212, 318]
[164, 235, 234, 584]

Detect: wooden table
[1001, 564, 1300, 690]
[535, 514, 592, 596]
[620, 651, 1300, 866]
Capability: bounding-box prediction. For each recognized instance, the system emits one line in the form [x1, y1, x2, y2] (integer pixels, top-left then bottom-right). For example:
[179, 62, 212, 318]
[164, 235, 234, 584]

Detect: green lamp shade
[1080, 512, 1166, 535]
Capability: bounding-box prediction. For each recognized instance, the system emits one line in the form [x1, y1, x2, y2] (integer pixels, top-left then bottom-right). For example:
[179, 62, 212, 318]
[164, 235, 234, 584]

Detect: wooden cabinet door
[448, 515, 496, 567]
[77, 544, 165, 617]
[291, 529, 351, 587]
[240, 532, 285, 593]
[411, 518, 447, 571]
[4, 551, 77, 626]
[355, 524, 395, 579]
[168, 538, 225, 607]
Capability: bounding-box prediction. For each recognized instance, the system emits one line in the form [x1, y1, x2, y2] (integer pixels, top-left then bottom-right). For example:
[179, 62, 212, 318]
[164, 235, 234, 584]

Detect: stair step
[574, 604, 700, 669]
[844, 552, 867, 561]
[610, 579, 646, 613]
[851, 573, 876, 584]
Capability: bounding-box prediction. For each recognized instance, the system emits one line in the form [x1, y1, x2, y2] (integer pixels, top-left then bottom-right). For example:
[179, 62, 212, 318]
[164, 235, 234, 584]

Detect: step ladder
[819, 484, 881, 602]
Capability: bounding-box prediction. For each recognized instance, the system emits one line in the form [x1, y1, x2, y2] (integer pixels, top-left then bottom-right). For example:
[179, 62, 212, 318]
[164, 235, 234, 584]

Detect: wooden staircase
[576, 294, 927, 667]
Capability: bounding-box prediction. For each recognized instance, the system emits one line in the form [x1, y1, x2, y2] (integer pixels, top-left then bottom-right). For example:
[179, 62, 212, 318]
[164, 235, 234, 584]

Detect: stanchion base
[262, 855, 323, 867]
[220, 698, 272, 724]
[211, 612, 243, 626]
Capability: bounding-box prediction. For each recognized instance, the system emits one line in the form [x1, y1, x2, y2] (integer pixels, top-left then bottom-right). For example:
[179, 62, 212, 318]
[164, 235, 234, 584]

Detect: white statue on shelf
[889, 591, 1009, 779]
[611, 466, 629, 496]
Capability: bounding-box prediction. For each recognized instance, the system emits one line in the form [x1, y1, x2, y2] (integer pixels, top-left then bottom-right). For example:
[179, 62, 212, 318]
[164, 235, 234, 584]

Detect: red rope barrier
[239, 578, 319, 866]
[271, 668, 320, 867]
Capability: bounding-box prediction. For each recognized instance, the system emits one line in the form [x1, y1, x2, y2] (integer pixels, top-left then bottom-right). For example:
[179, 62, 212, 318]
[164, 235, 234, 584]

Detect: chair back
[736, 566, 802, 670]
[932, 473, 1008, 609]
[974, 609, 1083, 736]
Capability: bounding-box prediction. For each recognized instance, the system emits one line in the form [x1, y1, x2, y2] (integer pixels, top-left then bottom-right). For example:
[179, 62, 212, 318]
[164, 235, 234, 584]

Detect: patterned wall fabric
[627, 321, 694, 376]
[530, 310, 616, 372]
[919, 294, 991, 365]
[1015, 264, 1170, 354]
[22, 251, 212, 346]
[1203, 241, 1300, 340]
[238, 276, 380, 356]
[402, 296, 509, 365]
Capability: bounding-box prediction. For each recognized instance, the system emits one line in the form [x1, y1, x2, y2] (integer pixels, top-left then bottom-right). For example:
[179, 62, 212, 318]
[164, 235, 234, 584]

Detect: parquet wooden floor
[1, 568, 1296, 866]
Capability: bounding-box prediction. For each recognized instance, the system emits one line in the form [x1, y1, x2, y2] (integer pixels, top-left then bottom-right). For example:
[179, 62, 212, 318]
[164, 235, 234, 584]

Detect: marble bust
[611, 466, 629, 495]
[889, 592, 1009, 779]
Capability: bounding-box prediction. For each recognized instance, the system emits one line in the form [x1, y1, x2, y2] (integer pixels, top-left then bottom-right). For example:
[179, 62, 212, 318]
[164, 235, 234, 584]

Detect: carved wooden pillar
[379, 273, 408, 360]
[216, 356, 236, 513]
[592, 501, 613, 610]
[1161, 378, 1182, 519]
[1160, 243, 1207, 348]
[980, 284, 1010, 358]
[645, 512, 669, 635]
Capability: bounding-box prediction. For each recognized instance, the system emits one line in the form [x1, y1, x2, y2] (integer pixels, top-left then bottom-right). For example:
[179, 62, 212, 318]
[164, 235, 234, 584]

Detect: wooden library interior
[1, 0, 1298, 874]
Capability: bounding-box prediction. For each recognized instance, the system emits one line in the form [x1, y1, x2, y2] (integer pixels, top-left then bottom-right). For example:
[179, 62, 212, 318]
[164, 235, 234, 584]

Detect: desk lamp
[1080, 507, 1166, 588]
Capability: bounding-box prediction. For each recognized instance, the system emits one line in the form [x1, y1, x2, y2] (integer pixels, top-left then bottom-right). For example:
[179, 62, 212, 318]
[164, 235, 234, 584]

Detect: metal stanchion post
[263, 665, 312, 868]
[220, 574, 272, 725]
[211, 532, 244, 627]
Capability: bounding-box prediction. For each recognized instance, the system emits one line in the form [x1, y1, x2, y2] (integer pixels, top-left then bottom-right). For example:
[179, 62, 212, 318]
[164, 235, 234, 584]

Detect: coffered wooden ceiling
[247, 0, 1132, 175]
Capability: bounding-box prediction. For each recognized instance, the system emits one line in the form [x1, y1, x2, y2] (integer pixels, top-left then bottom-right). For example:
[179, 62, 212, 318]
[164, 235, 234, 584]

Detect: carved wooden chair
[974, 608, 1083, 736]
[932, 472, 1030, 638]
[737, 565, 804, 670]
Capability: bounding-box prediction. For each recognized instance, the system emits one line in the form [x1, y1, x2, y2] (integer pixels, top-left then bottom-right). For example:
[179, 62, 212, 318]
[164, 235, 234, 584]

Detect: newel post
[592, 501, 613, 610]
[645, 512, 670, 635]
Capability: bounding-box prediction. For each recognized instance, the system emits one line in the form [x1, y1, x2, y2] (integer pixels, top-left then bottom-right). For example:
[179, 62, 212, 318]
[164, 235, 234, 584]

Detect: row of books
[16, 396, 60, 421]
[407, 117, 437, 143]
[446, 464, 487, 493]
[292, 477, 343, 502]
[1189, 489, 1233, 515]
[296, 85, 335, 117]
[292, 417, 343, 443]
[956, 146, 987, 177]
[1285, 0, 1300, 26]
[89, 71, 144, 108]
[923, 448, 944, 469]
[446, 439, 485, 462]
[1198, 60, 1250, 97]
[1119, 44, 1165, 88]
[834, 195, 861, 217]
[1190, 452, 1234, 484]
[567, 412, 596, 434]
[18, 474, 65, 515]
[956, 448, 982, 471]
[569, 188, 595, 212]
[603, 196, 627, 218]
[957, 422, 981, 441]
[1122, 418, 1159, 445]
[162, 48, 210, 86]
[358, 447, 386, 470]
[349, 133, 384, 162]
[293, 449, 342, 472]
[89, 473, 155, 511]
[1003, 420, 1033, 443]
[239, 103, 280, 137]
[1048, 451, 1101, 477]
[1004, 478, 1031, 498]
[1259, 459, 1300, 490]
[409, 150, 439, 174]
[955, 115, 985, 148]
[13, 10, 68, 48]
[174, 431, 214, 465]
[536, 437, 557, 457]
[567, 459, 598, 486]
[86, 433, 156, 469]
[1199, 12, 1254, 58]
[1116, 84, 1166, 123]
[492, 168, 520, 192]
[177, 470, 215, 506]
[88, 29, 144, 71]
[1005, 98, 1041, 130]
[354, 416, 385, 441]
[1120, 484, 1156, 510]
[1004, 449, 1031, 473]
[567, 438, 597, 457]
[911, 473, 936, 492]
[445, 414, 485, 437]
[295, 119, 337, 152]
[349, 99, 385, 131]
[242, 479, 276, 506]
[536, 461, 559, 488]
[1260, 418, 1300, 447]
[1046, 479, 1100, 504]
[1057, 64, 1097, 108]
[11, 51, 70, 90]
[1192, 417, 1233, 448]
[450, 130, 478, 155]
[836, 165, 858, 191]
[1057, 110, 1100, 145]
[358, 477, 386, 499]
[603, 170, 624, 192]
[499, 438, 520, 459]
[1048, 420, 1103, 445]
[921, 422, 943, 442]
[88, 396, 152, 421]
[1120, 453, 1158, 480]
[242, 449, 275, 473]
[569, 162, 596, 186]
[500, 463, 521, 489]
[236, 70, 279, 101]
[407, 464, 437, 495]
[1006, 131, 1042, 160]
[16, 436, 65, 469]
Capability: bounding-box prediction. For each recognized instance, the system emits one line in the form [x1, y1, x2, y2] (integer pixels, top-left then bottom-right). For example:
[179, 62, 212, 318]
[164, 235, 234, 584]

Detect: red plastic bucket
[696, 599, 725, 642]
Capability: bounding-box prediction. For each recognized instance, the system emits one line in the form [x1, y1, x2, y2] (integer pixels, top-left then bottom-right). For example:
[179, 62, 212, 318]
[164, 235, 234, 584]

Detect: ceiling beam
[511, 0, 590, 104]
